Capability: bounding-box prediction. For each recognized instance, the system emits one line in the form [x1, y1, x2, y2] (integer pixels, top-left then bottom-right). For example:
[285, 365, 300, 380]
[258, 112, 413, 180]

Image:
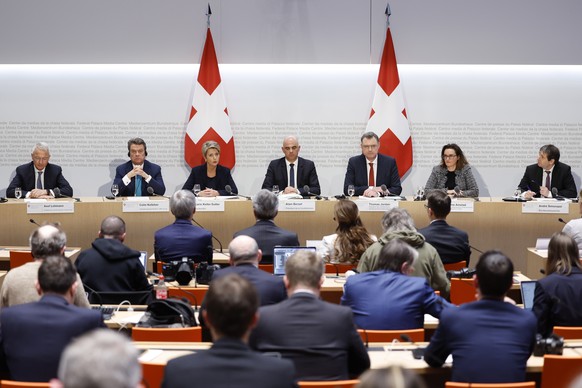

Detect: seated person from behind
[562, 190, 582, 250]
[533, 232, 582, 336]
[182, 140, 238, 196]
[75, 215, 153, 304]
[233, 189, 299, 264]
[113, 137, 166, 196]
[7, 142, 73, 199]
[424, 143, 479, 197]
[424, 251, 537, 383]
[0, 255, 105, 382]
[162, 274, 296, 388]
[418, 190, 471, 265]
[518, 144, 577, 200]
[319, 199, 375, 266]
[154, 190, 212, 262]
[342, 239, 452, 330]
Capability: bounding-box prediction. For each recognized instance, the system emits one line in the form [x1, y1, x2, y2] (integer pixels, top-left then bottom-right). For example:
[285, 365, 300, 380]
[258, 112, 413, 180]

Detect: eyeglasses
[443, 154, 458, 159]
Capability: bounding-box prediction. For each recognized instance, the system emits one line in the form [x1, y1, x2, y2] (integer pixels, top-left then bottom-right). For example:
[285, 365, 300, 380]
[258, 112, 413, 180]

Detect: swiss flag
[365, 26, 412, 178]
[185, 27, 235, 169]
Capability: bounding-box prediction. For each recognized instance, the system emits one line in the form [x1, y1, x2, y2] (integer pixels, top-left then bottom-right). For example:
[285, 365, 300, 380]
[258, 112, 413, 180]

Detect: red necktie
[369, 163, 375, 187]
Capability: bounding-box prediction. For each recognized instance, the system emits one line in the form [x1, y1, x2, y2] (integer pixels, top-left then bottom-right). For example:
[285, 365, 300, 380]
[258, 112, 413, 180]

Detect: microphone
[29, 218, 41, 227]
[453, 186, 464, 198]
[400, 334, 425, 359]
[559, 218, 567, 225]
[303, 185, 322, 200]
[53, 188, 80, 202]
[552, 188, 565, 201]
[469, 245, 484, 254]
[146, 186, 170, 199]
[225, 185, 251, 200]
[191, 218, 223, 253]
[380, 184, 389, 197]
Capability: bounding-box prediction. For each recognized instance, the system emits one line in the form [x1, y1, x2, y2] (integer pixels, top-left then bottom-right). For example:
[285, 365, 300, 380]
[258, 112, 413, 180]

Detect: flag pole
[206, 3, 212, 27]
[385, 3, 391, 27]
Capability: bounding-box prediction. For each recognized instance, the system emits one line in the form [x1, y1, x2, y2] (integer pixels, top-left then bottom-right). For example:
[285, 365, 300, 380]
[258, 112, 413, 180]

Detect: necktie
[545, 170, 551, 190]
[135, 175, 142, 196]
[369, 163, 375, 187]
[37, 171, 43, 190]
[289, 163, 295, 188]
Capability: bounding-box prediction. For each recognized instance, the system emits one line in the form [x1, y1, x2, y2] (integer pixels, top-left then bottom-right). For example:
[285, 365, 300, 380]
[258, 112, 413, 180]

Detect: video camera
[446, 267, 476, 279]
[533, 333, 564, 357]
[162, 258, 196, 285]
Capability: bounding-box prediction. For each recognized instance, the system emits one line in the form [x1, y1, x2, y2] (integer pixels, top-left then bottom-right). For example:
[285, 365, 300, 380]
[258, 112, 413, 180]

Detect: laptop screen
[520, 280, 537, 310]
[138, 251, 147, 269]
[273, 246, 317, 276]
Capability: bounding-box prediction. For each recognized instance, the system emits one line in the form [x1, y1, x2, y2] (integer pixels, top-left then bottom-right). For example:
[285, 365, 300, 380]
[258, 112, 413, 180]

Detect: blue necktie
[135, 175, 142, 196]
[289, 163, 295, 188]
[37, 171, 43, 190]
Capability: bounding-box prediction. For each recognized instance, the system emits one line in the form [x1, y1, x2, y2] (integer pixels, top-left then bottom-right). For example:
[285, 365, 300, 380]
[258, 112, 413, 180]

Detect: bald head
[228, 236, 261, 266]
[99, 216, 126, 241]
[29, 224, 66, 259]
[281, 135, 300, 163]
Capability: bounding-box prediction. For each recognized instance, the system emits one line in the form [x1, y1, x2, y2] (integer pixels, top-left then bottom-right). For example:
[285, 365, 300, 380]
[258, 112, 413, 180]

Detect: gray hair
[58, 329, 141, 388]
[229, 235, 260, 265]
[202, 141, 221, 158]
[31, 142, 50, 155]
[253, 189, 278, 220]
[360, 132, 379, 143]
[285, 250, 324, 289]
[380, 208, 416, 233]
[29, 224, 66, 259]
[170, 190, 197, 220]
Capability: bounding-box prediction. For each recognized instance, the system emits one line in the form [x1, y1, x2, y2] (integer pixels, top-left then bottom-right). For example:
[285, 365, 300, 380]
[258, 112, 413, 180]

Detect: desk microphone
[400, 334, 425, 359]
[469, 245, 484, 254]
[53, 188, 80, 202]
[303, 185, 323, 200]
[552, 188, 566, 201]
[29, 218, 41, 227]
[225, 185, 251, 200]
[558, 218, 567, 225]
[191, 218, 223, 253]
[146, 186, 170, 199]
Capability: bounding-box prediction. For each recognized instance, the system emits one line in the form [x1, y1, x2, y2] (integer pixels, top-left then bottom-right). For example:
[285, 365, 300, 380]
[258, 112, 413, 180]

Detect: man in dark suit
[162, 274, 296, 388]
[233, 189, 299, 264]
[154, 190, 212, 262]
[113, 137, 165, 196]
[0, 255, 105, 382]
[262, 135, 321, 196]
[424, 251, 537, 383]
[343, 132, 402, 197]
[518, 144, 577, 199]
[6, 142, 73, 198]
[418, 190, 471, 265]
[250, 250, 370, 381]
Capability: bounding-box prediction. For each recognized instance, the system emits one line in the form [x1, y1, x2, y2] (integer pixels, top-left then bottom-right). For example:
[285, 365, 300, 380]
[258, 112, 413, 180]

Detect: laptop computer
[520, 280, 537, 310]
[273, 246, 317, 276]
[138, 251, 147, 270]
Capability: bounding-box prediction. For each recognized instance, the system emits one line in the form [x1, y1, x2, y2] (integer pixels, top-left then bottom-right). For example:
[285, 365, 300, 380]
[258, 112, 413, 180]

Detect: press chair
[9, 251, 34, 269]
[140, 361, 165, 388]
[446, 382, 536, 388]
[443, 261, 467, 271]
[167, 287, 207, 307]
[258, 264, 274, 273]
[450, 278, 477, 305]
[552, 326, 582, 339]
[357, 328, 424, 343]
[298, 380, 360, 387]
[325, 263, 355, 275]
[541, 354, 582, 388]
[0, 381, 51, 388]
[131, 327, 202, 342]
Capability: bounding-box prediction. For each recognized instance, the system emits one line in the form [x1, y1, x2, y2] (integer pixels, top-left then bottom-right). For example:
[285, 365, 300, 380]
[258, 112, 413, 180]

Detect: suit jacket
[113, 159, 165, 196]
[424, 164, 479, 197]
[261, 157, 321, 196]
[154, 219, 213, 262]
[6, 162, 73, 198]
[533, 267, 582, 336]
[518, 161, 577, 198]
[343, 154, 402, 196]
[162, 338, 297, 388]
[182, 164, 238, 196]
[250, 293, 370, 381]
[0, 295, 105, 382]
[233, 220, 299, 264]
[424, 299, 536, 383]
[341, 270, 452, 330]
[418, 220, 471, 264]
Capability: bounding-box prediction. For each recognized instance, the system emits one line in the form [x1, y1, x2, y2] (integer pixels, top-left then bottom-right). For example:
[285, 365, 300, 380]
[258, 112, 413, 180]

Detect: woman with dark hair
[318, 200, 375, 265]
[424, 143, 479, 197]
[533, 232, 582, 336]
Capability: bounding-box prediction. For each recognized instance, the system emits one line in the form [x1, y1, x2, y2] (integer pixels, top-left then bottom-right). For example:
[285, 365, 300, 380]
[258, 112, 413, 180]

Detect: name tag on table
[195, 198, 225, 212]
[278, 200, 316, 212]
[27, 201, 74, 214]
[122, 199, 169, 213]
[355, 199, 399, 212]
[522, 201, 569, 214]
[451, 200, 475, 213]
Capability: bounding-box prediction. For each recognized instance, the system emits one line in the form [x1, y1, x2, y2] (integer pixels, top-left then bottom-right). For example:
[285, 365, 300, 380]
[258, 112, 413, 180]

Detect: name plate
[122, 200, 169, 213]
[355, 200, 399, 212]
[522, 201, 569, 214]
[278, 200, 316, 211]
[27, 201, 75, 214]
[195, 199, 225, 212]
[451, 200, 475, 213]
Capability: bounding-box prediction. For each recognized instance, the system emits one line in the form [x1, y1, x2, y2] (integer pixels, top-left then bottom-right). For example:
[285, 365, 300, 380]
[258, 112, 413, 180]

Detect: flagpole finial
[385, 3, 391, 26]
[206, 3, 212, 27]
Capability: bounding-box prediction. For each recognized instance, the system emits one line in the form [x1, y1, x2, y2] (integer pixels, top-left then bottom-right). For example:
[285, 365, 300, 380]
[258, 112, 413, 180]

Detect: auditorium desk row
[0, 197, 576, 273]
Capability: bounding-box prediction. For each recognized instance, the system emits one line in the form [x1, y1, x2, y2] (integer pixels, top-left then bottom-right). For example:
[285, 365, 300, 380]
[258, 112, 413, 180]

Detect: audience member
[75, 215, 153, 304]
[357, 365, 427, 388]
[418, 190, 471, 265]
[0, 255, 105, 382]
[424, 143, 479, 197]
[154, 190, 212, 262]
[342, 239, 452, 330]
[250, 250, 370, 381]
[233, 189, 299, 263]
[424, 251, 536, 383]
[358, 208, 450, 299]
[562, 190, 582, 249]
[162, 274, 296, 388]
[533, 232, 582, 336]
[113, 137, 165, 196]
[0, 224, 89, 308]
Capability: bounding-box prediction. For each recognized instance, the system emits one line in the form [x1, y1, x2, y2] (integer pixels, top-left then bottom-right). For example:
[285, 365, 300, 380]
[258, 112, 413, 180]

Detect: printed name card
[355, 199, 399, 212]
[450, 200, 475, 213]
[27, 201, 75, 214]
[122, 199, 169, 213]
[195, 198, 226, 212]
[278, 200, 316, 212]
[522, 201, 569, 214]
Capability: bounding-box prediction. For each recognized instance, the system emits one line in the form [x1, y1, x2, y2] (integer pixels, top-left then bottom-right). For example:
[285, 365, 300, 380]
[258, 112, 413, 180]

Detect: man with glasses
[343, 132, 402, 197]
[7, 142, 73, 199]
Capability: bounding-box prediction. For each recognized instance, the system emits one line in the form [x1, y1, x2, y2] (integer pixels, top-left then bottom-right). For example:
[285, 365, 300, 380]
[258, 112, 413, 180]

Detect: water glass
[14, 187, 22, 200]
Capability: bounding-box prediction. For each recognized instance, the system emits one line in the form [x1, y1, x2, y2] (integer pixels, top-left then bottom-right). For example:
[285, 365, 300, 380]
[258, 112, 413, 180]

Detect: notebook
[520, 280, 537, 310]
[273, 246, 316, 276]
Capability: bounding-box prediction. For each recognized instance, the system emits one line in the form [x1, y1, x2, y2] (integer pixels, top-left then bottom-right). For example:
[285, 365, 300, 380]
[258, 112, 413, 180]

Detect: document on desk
[116, 312, 145, 324]
[139, 349, 163, 362]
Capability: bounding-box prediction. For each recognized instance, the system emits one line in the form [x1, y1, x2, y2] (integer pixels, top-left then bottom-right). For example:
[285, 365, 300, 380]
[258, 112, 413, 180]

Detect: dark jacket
[7, 162, 73, 198]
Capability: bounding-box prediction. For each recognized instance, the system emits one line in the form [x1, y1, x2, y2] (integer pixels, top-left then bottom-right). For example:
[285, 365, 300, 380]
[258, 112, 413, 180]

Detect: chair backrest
[552, 326, 582, 339]
[450, 278, 477, 305]
[446, 382, 536, 388]
[541, 355, 582, 388]
[0, 381, 51, 388]
[167, 286, 207, 307]
[131, 327, 202, 342]
[9, 251, 34, 270]
[444, 261, 467, 271]
[258, 264, 274, 273]
[87, 290, 153, 305]
[357, 328, 425, 343]
[140, 361, 165, 388]
[298, 380, 360, 387]
[325, 263, 355, 274]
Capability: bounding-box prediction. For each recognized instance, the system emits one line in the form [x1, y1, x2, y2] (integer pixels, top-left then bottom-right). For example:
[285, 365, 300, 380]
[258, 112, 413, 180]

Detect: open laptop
[273, 246, 317, 276]
[138, 251, 148, 270]
[520, 280, 537, 310]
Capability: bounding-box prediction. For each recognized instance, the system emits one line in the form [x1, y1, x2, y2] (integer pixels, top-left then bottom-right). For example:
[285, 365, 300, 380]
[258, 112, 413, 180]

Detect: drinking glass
[111, 184, 119, 197]
[347, 185, 355, 197]
[272, 185, 280, 195]
[193, 184, 201, 196]
[14, 187, 22, 200]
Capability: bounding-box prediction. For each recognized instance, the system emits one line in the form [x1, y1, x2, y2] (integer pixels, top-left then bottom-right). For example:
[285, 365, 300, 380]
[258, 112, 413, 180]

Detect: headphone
[127, 138, 148, 157]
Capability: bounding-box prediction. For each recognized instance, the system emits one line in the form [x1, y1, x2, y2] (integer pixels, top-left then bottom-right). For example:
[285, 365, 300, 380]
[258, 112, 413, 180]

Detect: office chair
[9, 251, 34, 270]
[444, 261, 467, 271]
[450, 278, 477, 305]
[0, 381, 51, 388]
[446, 382, 536, 388]
[258, 264, 274, 273]
[552, 326, 582, 339]
[132, 327, 202, 342]
[140, 361, 165, 388]
[298, 380, 360, 387]
[325, 263, 355, 275]
[87, 290, 154, 305]
[357, 328, 424, 343]
[541, 354, 582, 388]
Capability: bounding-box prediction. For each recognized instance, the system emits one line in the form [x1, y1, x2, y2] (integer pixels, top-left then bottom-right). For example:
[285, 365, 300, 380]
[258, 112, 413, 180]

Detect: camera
[533, 333, 564, 357]
[446, 267, 476, 279]
[162, 258, 195, 285]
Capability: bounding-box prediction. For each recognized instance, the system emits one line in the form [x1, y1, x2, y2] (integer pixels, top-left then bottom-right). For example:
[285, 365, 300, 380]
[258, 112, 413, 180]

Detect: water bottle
[156, 275, 168, 300]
